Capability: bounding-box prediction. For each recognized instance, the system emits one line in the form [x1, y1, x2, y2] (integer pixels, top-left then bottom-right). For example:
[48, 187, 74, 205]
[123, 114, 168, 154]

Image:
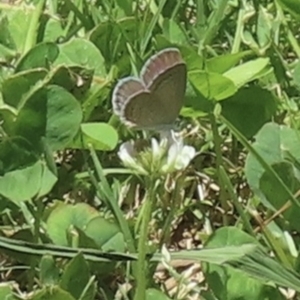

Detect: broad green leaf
[60, 253, 92, 300]
[39, 255, 60, 286]
[0, 105, 16, 135]
[47, 203, 123, 251]
[179, 45, 203, 71]
[2, 68, 47, 108]
[0, 283, 18, 300]
[44, 18, 65, 42]
[31, 286, 75, 300]
[182, 81, 213, 116]
[259, 162, 300, 231]
[54, 38, 106, 76]
[48, 66, 94, 100]
[47, 203, 99, 246]
[37, 163, 57, 198]
[15, 42, 59, 72]
[146, 288, 172, 300]
[221, 86, 277, 138]
[0, 160, 53, 204]
[203, 227, 283, 300]
[14, 86, 47, 146]
[0, 136, 38, 173]
[72, 123, 118, 151]
[207, 51, 251, 74]
[115, 0, 133, 15]
[14, 85, 82, 151]
[277, 0, 300, 19]
[44, 85, 82, 151]
[162, 19, 189, 45]
[245, 123, 300, 209]
[224, 58, 270, 88]
[189, 70, 237, 101]
[0, 9, 33, 53]
[85, 216, 124, 251]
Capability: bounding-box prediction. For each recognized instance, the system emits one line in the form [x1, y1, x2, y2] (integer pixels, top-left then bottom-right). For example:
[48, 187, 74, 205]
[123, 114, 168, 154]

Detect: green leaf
[47, 203, 99, 246]
[0, 282, 18, 300]
[60, 253, 91, 300]
[115, 0, 133, 15]
[224, 58, 270, 88]
[259, 162, 300, 231]
[0, 160, 54, 204]
[182, 80, 213, 117]
[38, 164, 57, 198]
[207, 51, 251, 74]
[14, 87, 48, 146]
[2, 68, 47, 108]
[162, 19, 189, 45]
[39, 255, 60, 286]
[72, 123, 118, 151]
[189, 70, 237, 101]
[0, 9, 34, 53]
[15, 42, 59, 72]
[227, 245, 300, 293]
[44, 85, 82, 151]
[146, 288, 172, 300]
[203, 227, 283, 300]
[221, 86, 277, 138]
[44, 18, 65, 42]
[54, 38, 106, 76]
[0, 136, 38, 173]
[48, 66, 94, 100]
[85, 216, 124, 251]
[277, 0, 300, 20]
[0, 105, 17, 135]
[31, 286, 75, 300]
[14, 85, 82, 151]
[245, 123, 300, 208]
[46, 203, 123, 251]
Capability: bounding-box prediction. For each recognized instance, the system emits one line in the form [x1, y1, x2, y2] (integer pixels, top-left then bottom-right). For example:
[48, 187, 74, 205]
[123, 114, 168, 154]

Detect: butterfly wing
[141, 48, 187, 126]
[112, 77, 148, 127]
[112, 48, 187, 129]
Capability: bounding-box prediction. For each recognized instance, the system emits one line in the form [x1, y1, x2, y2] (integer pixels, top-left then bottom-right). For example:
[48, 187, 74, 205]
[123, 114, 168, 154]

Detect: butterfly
[112, 48, 187, 131]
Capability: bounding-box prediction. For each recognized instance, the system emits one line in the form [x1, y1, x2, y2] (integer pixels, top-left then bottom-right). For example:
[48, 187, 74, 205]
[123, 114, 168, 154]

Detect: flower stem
[209, 112, 229, 225]
[160, 176, 183, 247]
[134, 178, 157, 300]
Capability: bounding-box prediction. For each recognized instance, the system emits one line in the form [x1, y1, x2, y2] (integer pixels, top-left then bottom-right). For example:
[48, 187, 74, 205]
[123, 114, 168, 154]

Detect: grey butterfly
[112, 48, 187, 131]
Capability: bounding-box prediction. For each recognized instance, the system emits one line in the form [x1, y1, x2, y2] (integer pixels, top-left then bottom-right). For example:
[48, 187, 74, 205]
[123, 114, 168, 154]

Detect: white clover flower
[118, 141, 148, 175]
[118, 130, 196, 176]
[161, 131, 196, 173]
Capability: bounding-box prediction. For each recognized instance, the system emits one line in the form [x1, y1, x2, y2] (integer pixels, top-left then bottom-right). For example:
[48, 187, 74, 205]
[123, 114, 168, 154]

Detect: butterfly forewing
[149, 63, 187, 125]
[141, 48, 185, 88]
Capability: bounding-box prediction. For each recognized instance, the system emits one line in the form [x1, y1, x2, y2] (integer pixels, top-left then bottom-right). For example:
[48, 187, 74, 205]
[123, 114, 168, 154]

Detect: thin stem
[134, 178, 157, 300]
[219, 166, 255, 236]
[231, 4, 245, 53]
[88, 146, 136, 254]
[160, 176, 183, 247]
[209, 112, 229, 225]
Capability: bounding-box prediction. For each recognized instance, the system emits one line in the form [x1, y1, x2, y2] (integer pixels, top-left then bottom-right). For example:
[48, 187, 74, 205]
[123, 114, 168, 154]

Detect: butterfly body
[112, 48, 187, 130]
